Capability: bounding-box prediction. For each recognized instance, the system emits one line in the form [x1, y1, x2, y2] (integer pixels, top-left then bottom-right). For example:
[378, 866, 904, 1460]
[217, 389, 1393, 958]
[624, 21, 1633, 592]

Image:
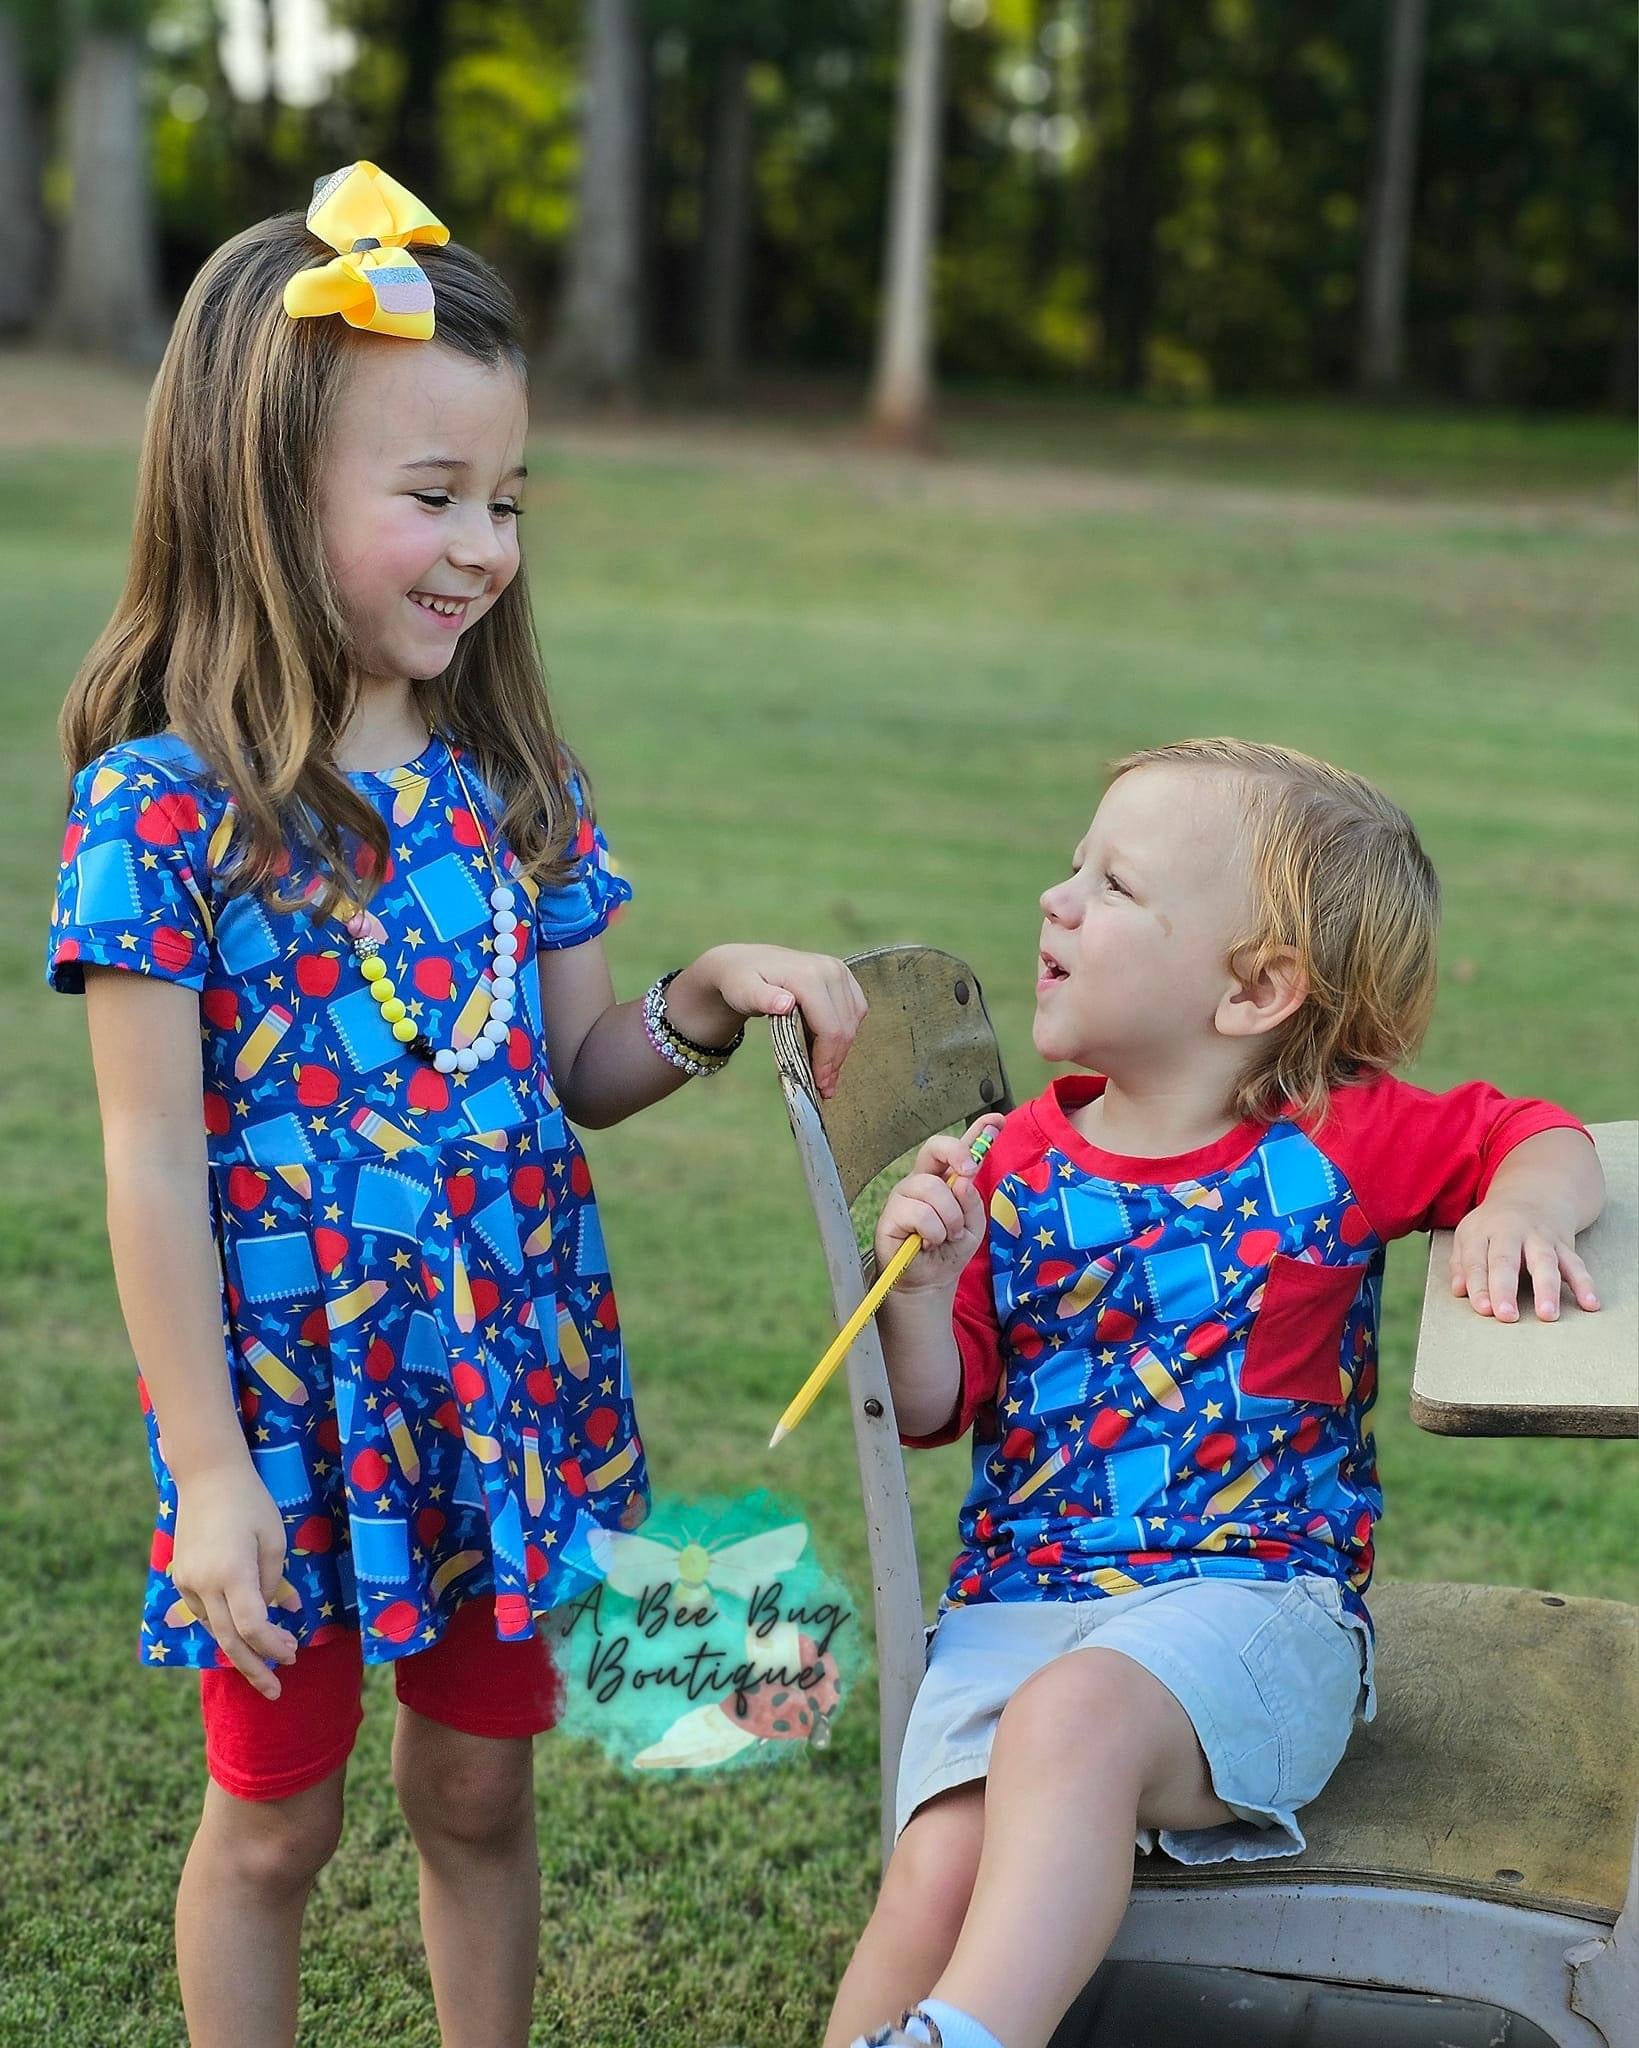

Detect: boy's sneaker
[853, 2011, 944, 2048]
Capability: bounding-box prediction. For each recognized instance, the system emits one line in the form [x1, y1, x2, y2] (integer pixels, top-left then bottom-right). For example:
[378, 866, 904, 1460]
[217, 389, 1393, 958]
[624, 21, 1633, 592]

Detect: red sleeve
[1311, 1071, 1590, 1241]
[898, 1107, 1040, 1450]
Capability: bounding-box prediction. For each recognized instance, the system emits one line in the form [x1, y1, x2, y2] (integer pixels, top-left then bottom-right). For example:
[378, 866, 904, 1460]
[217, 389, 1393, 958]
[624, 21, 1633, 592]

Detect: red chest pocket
[1239, 1254, 1365, 1406]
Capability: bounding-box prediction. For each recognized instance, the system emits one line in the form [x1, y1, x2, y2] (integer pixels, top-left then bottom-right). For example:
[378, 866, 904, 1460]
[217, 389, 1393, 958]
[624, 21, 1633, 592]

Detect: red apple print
[1184, 1319, 1229, 1360]
[452, 1361, 487, 1405]
[432, 1400, 462, 1436]
[365, 1336, 396, 1382]
[1132, 1223, 1166, 1252]
[1063, 1501, 1091, 1519]
[1011, 1324, 1044, 1359]
[594, 1291, 619, 1331]
[314, 1227, 349, 1274]
[558, 1457, 588, 1498]
[407, 1067, 449, 1114]
[202, 989, 240, 1033]
[449, 807, 485, 849]
[957, 1574, 983, 1599]
[1000, 1426, 1036, 1463]
[354, 844, 379, 879]
[293, 1514, 333, 1554]
[421, 1261, 440, 1300]
[135, 791, 201, 845]
[135, 1374, 152, 1415]
[300, 1305, 331, 1347]
[1252, 1539, 1291, 1560]
[526, 1543, 550, 1585]
[309, 1622, 343, 1649]
[350, 1447, 389, 1491]
[227, 1165, 269, 1212]
[586, 1406, 619, 1450]
[512, 1166, 546, 1208]
[975, 1510, 996, 1543]
[55, 937, 82, 966]
[372, 1600, 420, 1644]
[508, 1026, 531, 1070]
[150, 1528, 174, 1571]
[239, 1388, 259, 1424]
[1195, 1430, 1238, 1472]
[151, 927, 195, 976]
[470, 1277, 501, 1322]
[316, 1417, 340, 1453]
[1353, 1510, 1372, 1546]
[296, 953, 341, 999]
[226, 1283, 240, 1316]
[1026, 1542, 1063, 1567]
[296, 1064, 341, 1108]
[414, 957, 455, 1001]
[1238, 1229, 1280, 1267]
[417, 1507, 446, 1548]
[1292, 1415, 1324, 1456]
[1339, 1205, 1371, 1247]
[1090, 1408, 1132, 1450]
[526, 1366, 557, 1405]
[1036, 1260, 1075, 1290]
[570, 1157, 592, 1199]
[61, 821, 84, 863]
[1127, 1551, 1170, 1566]
[447, 1173, 476, 1218]
[574, 818, 595, 857]
[1096, 1306, 1138, 1343]
[494, 1592, 532, 1636]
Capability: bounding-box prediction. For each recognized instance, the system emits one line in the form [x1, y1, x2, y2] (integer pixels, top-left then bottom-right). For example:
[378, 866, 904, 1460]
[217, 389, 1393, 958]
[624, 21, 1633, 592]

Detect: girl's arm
[537, 939, 867, 1129]
[83, 969, 300, 1699]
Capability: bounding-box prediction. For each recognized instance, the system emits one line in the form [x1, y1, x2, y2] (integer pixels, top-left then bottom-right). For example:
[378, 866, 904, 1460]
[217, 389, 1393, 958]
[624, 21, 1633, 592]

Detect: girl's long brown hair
[59, 211, 579, 918]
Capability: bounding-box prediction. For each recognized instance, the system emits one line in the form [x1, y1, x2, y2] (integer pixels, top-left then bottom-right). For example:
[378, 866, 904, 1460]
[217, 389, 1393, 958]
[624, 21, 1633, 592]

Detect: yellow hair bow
[282, 161, 449, 340]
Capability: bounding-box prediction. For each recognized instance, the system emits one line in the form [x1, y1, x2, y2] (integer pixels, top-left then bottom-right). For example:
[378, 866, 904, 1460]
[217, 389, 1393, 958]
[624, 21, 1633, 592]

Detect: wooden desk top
[1411, 1121, 1638, 1438]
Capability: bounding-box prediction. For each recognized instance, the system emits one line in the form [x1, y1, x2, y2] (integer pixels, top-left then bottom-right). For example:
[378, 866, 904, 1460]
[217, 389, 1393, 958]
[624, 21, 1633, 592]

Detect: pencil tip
[768, 1425, 786, 1449]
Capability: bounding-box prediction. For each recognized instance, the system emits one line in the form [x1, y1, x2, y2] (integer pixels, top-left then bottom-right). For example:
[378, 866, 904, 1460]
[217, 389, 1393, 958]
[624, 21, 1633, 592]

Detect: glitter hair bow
[282, 161, 449, 340]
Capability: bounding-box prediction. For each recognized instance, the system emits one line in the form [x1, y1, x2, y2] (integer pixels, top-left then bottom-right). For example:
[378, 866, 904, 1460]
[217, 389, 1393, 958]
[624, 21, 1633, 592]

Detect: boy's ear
[1217, 946, 1308, 1041]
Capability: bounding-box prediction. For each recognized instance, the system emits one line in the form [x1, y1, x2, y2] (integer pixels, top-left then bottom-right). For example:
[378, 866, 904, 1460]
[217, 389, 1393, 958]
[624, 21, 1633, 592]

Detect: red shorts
[199, 1596, 563, 1803]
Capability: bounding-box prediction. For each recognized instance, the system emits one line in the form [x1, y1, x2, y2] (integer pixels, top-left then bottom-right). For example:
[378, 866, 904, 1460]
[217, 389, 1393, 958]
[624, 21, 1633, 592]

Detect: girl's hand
[1450, 1197, 1600, 1323]
[667, 945, 869, 1099]
[873, 1117, 1003, 1294]
[171, 1462, 303, 1699]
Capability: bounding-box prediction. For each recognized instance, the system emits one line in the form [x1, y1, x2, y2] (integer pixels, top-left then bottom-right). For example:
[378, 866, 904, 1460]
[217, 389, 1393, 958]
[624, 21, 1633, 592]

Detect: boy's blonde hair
[1107, 739, 1441, 1127]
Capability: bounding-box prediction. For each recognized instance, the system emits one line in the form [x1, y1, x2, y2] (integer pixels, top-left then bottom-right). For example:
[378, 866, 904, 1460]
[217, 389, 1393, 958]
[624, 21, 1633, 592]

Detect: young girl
[827, 739, 1603, 2048]
[44, 162, 865, 2048]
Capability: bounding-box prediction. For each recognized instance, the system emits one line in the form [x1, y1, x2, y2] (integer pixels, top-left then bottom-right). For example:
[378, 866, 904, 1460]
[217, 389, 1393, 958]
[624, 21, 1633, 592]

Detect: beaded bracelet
[641, 970, 745, 1078]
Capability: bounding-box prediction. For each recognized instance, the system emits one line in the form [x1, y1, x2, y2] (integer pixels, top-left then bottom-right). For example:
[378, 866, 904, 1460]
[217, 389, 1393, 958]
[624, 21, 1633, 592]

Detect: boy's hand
[668, 945, 868, 1098]
[874, 1117, 1003, 1293]
[1450, 1197, 1600, 1323]
[171, 1460, 303, 1699]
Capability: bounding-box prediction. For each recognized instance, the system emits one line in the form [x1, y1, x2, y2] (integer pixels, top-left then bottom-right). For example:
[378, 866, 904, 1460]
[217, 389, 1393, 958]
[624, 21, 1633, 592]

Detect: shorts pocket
[1239, 1254, 1364, 1405]
[1239, 1579, 1364, 1807]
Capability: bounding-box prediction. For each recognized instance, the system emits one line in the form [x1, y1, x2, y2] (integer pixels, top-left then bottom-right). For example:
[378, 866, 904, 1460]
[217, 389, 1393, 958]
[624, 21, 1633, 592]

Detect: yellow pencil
[769, 1124, 998, 1449]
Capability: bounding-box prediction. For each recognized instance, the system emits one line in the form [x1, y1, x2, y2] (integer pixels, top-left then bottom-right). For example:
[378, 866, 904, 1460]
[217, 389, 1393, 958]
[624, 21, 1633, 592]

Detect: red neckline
[1032, 1075, 1267, 1184]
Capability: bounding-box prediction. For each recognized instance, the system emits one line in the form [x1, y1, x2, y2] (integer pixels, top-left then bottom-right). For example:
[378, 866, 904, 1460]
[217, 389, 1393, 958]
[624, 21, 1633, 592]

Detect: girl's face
[318, 340, 529, 688]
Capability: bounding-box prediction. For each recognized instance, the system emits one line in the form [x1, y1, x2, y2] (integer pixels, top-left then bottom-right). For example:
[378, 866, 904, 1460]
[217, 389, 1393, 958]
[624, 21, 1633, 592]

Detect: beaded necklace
[343, 735, 518, 1073]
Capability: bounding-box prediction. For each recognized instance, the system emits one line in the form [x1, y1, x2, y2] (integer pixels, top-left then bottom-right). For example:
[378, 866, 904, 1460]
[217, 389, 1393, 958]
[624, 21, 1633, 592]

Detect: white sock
[903, 1999, 1006, 2048]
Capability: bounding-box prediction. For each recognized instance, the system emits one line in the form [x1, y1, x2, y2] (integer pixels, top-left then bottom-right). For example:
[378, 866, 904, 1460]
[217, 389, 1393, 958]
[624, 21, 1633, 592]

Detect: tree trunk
[867, 0, 947, 447]
[48, 27, 165, 359]
[0, 8, 45, 335]
[1359, 0, 1428, 394]
[550, 0, 644, 406]
[388, 0, 450, 202]
[1101, 0, 1169, 395]
[699, 45, 752, 399]
[1464, 230, 1510, 406]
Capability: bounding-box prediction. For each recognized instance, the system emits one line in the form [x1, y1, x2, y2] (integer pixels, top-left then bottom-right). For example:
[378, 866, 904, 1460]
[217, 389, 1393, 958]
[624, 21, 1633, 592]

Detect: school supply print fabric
[46, 733, 649, 1668]
[906, 1073, 1582, 1625]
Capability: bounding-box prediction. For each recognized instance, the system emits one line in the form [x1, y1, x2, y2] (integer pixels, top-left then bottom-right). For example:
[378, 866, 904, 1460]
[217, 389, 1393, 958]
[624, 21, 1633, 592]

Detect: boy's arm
[1448, 1126, 1604, 1322]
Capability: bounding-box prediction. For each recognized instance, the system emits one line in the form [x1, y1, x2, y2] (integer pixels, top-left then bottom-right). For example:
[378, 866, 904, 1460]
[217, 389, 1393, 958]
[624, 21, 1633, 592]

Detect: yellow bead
[370, 978, 396, 1003]
[360, 955, 387, 981]
[380, 998, 406, 1023]
[391, 1017, 419, 1043]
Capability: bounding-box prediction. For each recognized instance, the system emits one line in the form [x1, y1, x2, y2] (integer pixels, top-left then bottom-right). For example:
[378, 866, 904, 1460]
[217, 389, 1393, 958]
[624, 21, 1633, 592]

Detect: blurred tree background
[1, 0, 1633, 419]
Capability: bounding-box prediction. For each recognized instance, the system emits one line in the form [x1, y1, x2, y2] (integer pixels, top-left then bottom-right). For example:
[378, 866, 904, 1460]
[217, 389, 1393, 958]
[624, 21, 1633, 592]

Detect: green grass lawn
[1, 416, 1635, 2046]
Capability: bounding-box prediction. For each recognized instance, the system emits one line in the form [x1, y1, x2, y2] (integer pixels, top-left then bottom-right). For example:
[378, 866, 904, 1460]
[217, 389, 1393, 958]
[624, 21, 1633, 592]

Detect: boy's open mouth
[1039, 952, 1069, 983]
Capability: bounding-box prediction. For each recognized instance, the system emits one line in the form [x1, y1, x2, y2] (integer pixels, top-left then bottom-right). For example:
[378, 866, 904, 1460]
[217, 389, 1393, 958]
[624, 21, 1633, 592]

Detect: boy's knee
[883, 1789, 984, 1945]
[998, 1650, 1147, 1780]
[394, 1729, 534, 1851]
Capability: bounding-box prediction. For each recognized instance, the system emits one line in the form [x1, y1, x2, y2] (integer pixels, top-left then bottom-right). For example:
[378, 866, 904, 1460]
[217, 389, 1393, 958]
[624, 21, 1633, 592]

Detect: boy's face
[1033, 766, 1255, 1077]
[319, 340, 529, 688]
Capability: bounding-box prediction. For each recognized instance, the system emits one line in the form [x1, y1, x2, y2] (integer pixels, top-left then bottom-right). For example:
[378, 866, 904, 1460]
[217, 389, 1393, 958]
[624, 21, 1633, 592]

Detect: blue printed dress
[46, 732, 651, 1668]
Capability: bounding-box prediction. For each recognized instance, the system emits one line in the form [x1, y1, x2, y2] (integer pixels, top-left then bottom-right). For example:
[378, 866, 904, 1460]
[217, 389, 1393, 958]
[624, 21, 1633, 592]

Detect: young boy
[828, 739, 1603, 2048]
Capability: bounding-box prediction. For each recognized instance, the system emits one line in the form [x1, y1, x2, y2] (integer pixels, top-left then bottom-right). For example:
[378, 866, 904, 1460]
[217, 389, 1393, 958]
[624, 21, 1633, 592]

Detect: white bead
[491, 955, 516, 984]
[489, 996, 514, 1023]
[455, 1048, 479, 1073]
[474, 1035, 497, 1061]
[433, 1048, 457, 1074]
[493, 911, 517, 935]
[489, 885, 515, 911]
[482, 1017, 509, 1044]
[492, 933, 518, 959]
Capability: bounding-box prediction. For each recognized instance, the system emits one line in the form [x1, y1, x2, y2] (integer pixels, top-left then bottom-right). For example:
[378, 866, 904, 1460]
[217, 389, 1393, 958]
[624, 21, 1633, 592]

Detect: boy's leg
[823, 1782, 987, 2048]
[924, 1647, 1232, 2048]
[392, 1707, 539, 2048]
[175, 1767, 347, 2048]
